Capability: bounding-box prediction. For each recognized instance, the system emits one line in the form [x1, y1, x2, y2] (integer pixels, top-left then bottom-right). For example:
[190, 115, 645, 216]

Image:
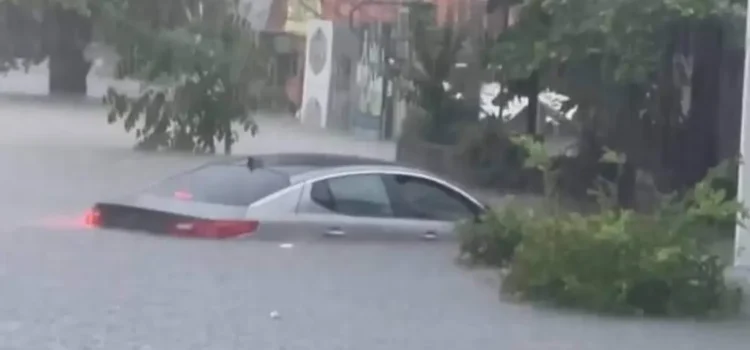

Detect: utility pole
[735, 1, 750, 267]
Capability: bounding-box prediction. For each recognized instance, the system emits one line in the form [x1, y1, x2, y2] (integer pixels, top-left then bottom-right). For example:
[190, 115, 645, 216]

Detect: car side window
[310, 174, 393, 217]
[387, 175, 476, 222]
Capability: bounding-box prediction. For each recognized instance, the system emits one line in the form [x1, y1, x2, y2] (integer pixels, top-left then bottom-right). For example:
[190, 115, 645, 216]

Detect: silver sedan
[86, 153, 487, 241]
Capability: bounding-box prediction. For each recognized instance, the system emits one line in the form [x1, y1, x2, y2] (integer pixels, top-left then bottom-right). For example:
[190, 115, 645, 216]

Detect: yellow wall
[285, 0, 322, 36]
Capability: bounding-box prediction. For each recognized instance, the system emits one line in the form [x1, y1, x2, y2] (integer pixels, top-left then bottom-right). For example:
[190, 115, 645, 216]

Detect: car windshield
[147, 165, 291, 206]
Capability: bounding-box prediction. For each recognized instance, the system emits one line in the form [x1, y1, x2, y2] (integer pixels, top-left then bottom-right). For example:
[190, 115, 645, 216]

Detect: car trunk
[91, 196, 258, 238]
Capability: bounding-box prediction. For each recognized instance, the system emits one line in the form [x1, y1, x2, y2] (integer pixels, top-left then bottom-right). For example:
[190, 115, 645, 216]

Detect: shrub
[457, 206, 530, 267]
[502, 172, 745, 317]
[459, 135, 745, 317]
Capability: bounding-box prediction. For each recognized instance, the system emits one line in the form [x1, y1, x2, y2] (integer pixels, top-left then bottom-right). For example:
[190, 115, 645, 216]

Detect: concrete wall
[326, 23, 359, 132]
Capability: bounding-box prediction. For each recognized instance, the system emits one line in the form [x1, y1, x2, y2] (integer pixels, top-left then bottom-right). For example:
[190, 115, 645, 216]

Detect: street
[0, 75, 749, 349]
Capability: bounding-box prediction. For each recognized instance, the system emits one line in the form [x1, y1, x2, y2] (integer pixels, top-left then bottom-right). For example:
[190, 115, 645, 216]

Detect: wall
[322, 0, 398, 24]
[300, 20, 334, 128]
[327, 23, 360, 132]
[285, 0, 322, 35]
[319, 0, 482, 26]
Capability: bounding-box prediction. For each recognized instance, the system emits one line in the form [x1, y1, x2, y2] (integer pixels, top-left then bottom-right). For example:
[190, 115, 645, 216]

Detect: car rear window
[147, 165, 291, 206]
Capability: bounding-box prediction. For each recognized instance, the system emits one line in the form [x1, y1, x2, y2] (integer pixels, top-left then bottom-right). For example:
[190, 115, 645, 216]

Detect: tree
[487, 0, 745, 193]
[46, 3, 92, 95]
[407, 24, 470, 144]
[1, 0, 268, 152]
[101, 0, 269, 154]
[402, 3, 477, 145]
[0, 1, 45, 72]
[0, 0, 93, 95]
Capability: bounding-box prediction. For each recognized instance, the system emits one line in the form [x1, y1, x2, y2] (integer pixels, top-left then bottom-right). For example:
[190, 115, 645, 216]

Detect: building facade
[257, 0, 493, 140]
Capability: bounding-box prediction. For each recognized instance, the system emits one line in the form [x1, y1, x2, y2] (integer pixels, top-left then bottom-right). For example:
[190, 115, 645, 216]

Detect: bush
[500, 171, 745, 317]
[457, 136, 745, 317]
[457, 206, 530, 267]
[504, 209, 736, 316]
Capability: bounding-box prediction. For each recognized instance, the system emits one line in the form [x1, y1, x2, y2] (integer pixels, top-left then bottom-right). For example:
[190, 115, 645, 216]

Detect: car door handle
[324, 227, 346, 237]
[422, 231, 438, 241]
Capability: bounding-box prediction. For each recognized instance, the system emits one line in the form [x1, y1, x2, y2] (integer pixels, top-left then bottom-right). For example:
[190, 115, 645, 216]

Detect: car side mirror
[473, 213, 484, 224]
[473, 202, 490, 223]
[480, 201, 490, 211]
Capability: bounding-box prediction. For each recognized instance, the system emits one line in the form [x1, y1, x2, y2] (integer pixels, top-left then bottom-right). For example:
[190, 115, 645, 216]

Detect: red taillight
[174, 190, 193, 200]
[170, 219, 258, 239]
[83, 207, 102, 227]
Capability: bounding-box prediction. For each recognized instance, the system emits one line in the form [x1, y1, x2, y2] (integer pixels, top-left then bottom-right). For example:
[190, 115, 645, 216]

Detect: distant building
[258, 1, 500, 139]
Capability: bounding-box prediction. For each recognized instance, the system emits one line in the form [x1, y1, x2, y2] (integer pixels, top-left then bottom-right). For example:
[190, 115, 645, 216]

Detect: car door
[296, 173, 404, 240]
[380, 174, 483, 240]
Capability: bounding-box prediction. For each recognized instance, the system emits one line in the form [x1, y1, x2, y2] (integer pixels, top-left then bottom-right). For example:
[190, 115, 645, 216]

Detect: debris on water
[270, 310, 281, 319]
[279, 243, 294, 249]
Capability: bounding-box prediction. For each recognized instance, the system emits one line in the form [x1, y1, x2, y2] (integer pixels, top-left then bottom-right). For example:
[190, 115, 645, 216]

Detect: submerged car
[85, 153, 487, 240]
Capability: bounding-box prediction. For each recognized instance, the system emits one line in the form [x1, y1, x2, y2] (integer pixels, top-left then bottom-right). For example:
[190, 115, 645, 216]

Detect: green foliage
[1, 0, 266, 150]
[487, 0, 745, 193]
[468, 2, 748, 316]
[503, 206, 740, 316]
[101, 0, 267, 153]
[0, 1, 44, 72]
[458, 137, 745, 317]
[458, 205, 530, 267]
[654, 159, 747, 241]
[511, 134, 559, 200]
[586, 147, 628, 210]
[505, 166, 746, 317]
[457, 135, 560, 269]
[0, 0, 92, 73]
[491, 0, 742, 84]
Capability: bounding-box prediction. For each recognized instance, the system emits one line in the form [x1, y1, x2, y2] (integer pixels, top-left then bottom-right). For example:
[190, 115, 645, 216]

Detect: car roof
[287, 164, 435, 184]
[220, 152, 433, 183]
[239, 152, 396, 167]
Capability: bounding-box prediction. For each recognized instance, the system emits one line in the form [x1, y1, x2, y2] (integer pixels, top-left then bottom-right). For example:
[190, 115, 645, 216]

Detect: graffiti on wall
[351, 23, 393, 140]
[356, 29, 383, 118]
